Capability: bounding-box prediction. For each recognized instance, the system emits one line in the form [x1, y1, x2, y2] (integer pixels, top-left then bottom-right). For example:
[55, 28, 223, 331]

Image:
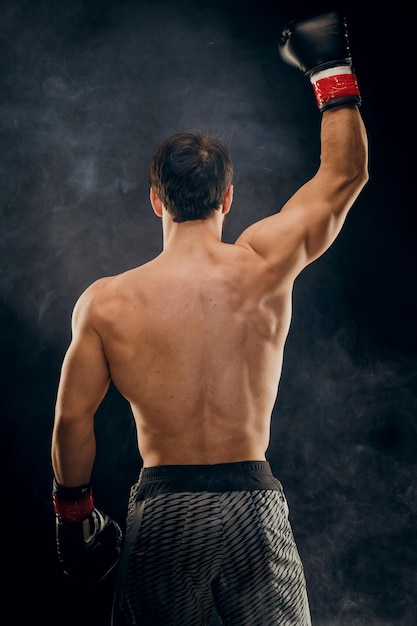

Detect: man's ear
[150, 187, 163, 218]
[221, 185, 234, 215]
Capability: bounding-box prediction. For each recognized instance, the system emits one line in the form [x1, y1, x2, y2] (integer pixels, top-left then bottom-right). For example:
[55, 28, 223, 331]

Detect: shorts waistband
[133, 461, 282, 500]
[140, 461, 272, 481]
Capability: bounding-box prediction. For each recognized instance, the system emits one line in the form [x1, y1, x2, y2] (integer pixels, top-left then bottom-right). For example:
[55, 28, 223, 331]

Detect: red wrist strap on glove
[52, 481, 94, 522]
[310, 66, 361, 111]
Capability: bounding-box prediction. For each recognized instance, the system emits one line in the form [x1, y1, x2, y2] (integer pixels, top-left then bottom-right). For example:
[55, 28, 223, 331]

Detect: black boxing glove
[278, 11, 361, 112]
[52, 478, 122, 585]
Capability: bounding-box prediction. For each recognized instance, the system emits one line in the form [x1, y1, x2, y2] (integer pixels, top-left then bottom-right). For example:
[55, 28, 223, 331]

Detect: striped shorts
[112, 461, 311, 626]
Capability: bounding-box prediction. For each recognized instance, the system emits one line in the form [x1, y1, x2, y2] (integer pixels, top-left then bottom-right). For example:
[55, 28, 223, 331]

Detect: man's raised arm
[236, 12, 368, 280]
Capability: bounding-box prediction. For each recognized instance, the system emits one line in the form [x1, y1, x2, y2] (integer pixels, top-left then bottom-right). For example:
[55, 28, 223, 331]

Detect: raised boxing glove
[52, 479, 122, 585]
[278, 11, 361, 112]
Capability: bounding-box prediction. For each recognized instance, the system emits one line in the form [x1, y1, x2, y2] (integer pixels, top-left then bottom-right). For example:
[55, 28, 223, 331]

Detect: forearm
[51, 415, 96, 487]
[320, 105, 368, 184]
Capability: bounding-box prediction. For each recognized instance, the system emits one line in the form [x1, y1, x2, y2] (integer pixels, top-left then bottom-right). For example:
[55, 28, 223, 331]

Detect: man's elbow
[356, 150, 370, 188]
[353, 132, 369, 188]
[351, 163, 369, 196]
[342, 150, 369, 199]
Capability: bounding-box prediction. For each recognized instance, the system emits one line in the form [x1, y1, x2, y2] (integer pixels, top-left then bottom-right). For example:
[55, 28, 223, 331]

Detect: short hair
[149, 130, 233, 222]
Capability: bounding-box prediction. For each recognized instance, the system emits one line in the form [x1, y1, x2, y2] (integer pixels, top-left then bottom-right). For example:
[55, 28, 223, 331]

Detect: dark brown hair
[149, 131, 233, 222]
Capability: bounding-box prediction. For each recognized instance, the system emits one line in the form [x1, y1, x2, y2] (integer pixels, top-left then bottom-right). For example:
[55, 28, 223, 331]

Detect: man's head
[149, 131, 233, 223]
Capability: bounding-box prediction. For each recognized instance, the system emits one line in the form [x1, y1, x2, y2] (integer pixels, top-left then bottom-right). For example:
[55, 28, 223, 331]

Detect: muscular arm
[236, 104, 368, 280]
[51, 284, 111, 487]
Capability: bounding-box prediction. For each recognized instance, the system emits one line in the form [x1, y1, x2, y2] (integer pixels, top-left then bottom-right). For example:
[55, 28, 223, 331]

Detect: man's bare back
[83, 228, 292, 467]
[52, 106, 367, 487]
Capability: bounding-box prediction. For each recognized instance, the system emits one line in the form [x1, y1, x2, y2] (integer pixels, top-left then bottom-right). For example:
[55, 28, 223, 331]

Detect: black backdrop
[1, 1, 416, 624]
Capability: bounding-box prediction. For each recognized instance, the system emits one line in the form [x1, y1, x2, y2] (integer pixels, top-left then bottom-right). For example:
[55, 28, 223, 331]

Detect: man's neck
[161, 214, 224, 251]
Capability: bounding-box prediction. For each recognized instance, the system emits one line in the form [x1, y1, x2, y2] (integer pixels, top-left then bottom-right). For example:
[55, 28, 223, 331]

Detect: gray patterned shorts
[112, 461, 311, 626]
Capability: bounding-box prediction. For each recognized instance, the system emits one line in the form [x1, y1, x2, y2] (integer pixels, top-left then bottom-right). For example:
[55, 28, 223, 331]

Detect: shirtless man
[51, 12, 368, 626]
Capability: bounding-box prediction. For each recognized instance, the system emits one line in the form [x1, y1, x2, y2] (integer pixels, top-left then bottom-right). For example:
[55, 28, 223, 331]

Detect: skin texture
[51, 105, 368, 486]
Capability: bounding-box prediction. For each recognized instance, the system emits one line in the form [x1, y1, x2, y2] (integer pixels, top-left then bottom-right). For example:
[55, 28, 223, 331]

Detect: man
[51, 11, 368, 626]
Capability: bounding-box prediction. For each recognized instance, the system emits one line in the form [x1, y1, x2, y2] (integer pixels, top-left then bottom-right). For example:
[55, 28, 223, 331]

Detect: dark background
[1, 0, 416, 624]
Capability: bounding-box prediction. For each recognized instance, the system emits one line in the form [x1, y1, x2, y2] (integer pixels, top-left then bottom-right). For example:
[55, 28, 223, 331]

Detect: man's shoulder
[72, 268, 145, 332]
[82, 263, 152, 297]
[74, 265, 147, 314]
[78, 274, 118, 303]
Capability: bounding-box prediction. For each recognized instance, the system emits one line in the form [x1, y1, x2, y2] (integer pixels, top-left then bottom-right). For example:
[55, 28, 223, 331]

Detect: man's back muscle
[91, 242, 293, 466]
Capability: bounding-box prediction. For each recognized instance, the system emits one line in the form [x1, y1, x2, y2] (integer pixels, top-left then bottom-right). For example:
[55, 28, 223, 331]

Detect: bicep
[236, 170, 360, 279]
[55, 322, 111, 421]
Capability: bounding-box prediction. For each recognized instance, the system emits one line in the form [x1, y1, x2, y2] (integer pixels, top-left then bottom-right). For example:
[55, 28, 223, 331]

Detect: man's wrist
[52, 478, 94, 522]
